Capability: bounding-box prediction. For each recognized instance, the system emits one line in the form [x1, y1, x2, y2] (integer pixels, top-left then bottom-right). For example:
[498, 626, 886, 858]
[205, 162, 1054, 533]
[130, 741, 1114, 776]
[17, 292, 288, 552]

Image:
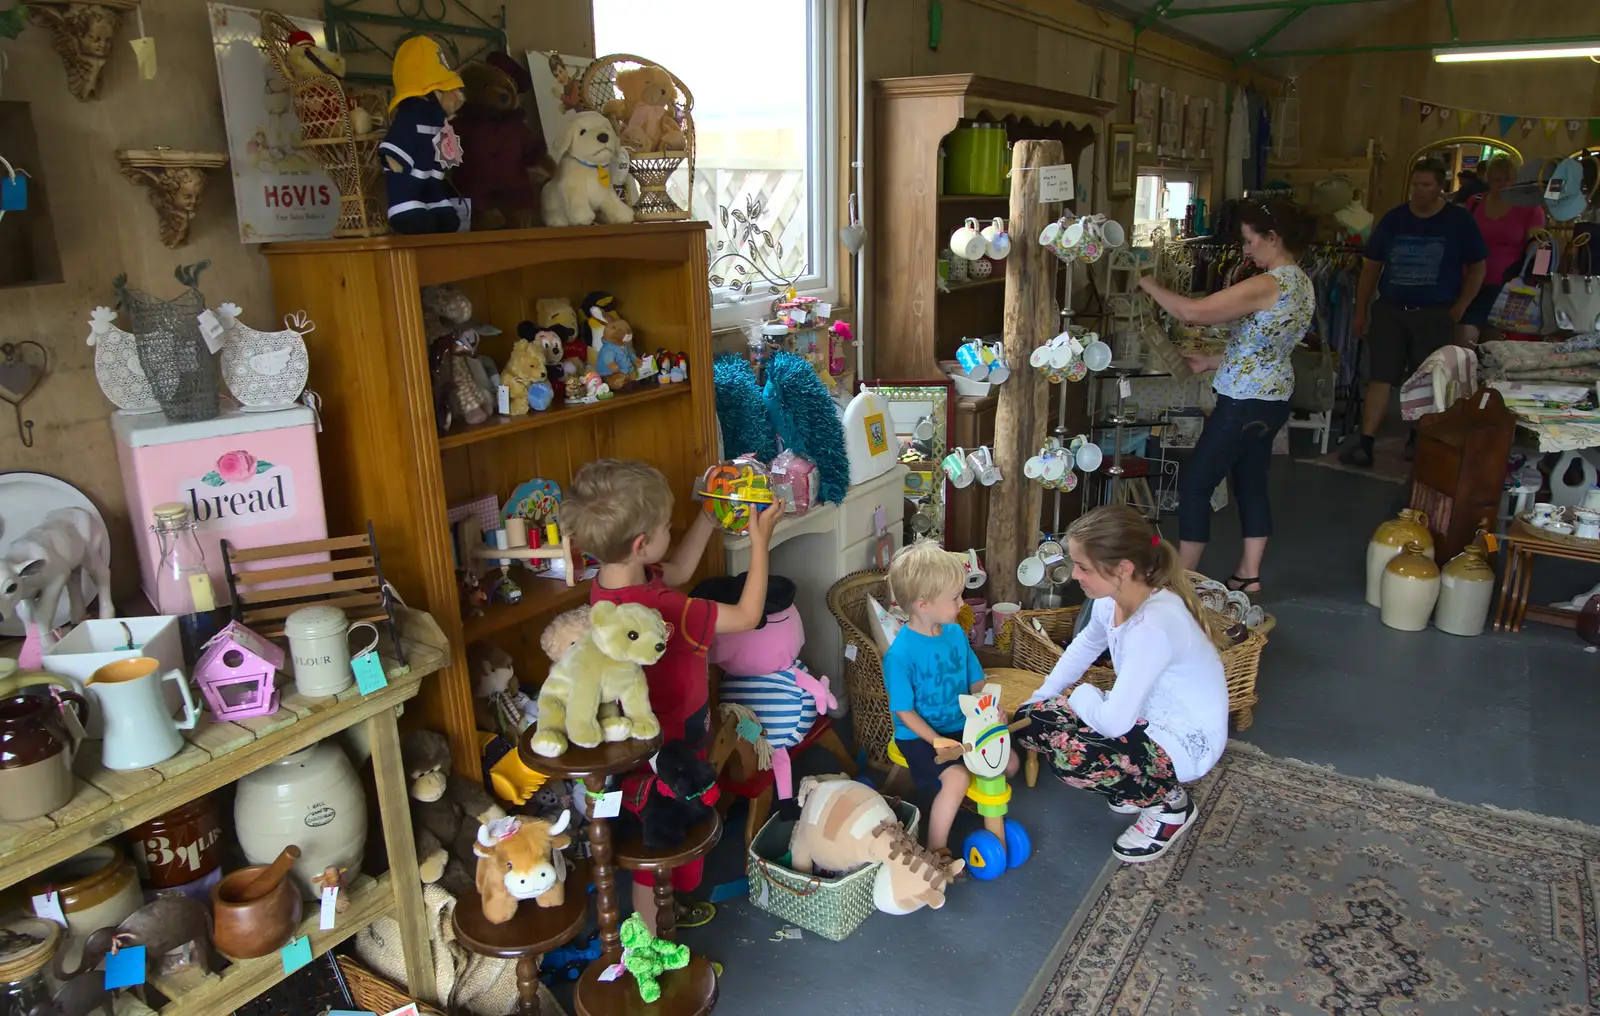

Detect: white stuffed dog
[541, 110, 636, 228]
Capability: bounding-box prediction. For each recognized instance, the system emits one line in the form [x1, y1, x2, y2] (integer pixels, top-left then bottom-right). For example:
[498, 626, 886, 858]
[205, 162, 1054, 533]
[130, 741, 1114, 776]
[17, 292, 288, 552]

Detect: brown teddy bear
[501, 338, 549, 416]
[401, 730, 506, 898]
[452, 53, 551, 229]
[601, 65, 686, 154]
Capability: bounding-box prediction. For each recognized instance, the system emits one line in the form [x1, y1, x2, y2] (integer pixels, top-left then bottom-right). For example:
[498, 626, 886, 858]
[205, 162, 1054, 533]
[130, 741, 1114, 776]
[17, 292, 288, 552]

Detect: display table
[1494, 522, 1600, 631]
[453, 859, 592, 1016]
[723, 464, 908, 680]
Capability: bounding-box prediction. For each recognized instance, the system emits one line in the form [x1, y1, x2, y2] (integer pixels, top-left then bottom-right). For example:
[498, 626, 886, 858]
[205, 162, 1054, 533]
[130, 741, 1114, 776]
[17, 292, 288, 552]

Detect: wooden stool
[452, 859, 591, 1015]
[1110, 456, 1158, 521]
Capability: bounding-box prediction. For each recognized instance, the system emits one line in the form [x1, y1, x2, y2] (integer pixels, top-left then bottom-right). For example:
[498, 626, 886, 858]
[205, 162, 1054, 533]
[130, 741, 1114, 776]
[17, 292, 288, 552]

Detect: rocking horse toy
[935, 683, 1032, 881]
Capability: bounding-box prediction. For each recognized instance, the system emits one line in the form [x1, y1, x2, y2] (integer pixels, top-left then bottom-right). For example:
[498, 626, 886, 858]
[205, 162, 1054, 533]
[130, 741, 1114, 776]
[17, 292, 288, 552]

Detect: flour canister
[1379, 541, 1441, 632]
[1434, 543, 1496, 637]
[1365, 508, 1435, 607]
[233, 740, 366, 900]
[284, 605, 377, 697]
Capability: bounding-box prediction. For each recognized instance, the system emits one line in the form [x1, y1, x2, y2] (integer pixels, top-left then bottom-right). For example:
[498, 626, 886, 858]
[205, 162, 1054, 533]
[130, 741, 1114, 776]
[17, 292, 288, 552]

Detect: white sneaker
[1112, 801, 1197, 863]
[1107, 800, 1144, 814]
[1108, 786, 1186, 815]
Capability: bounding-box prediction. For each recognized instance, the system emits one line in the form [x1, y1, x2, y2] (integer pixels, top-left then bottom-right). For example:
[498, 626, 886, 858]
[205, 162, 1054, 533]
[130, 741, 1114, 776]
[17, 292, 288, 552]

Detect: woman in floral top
[1138, 199, 1315, 595]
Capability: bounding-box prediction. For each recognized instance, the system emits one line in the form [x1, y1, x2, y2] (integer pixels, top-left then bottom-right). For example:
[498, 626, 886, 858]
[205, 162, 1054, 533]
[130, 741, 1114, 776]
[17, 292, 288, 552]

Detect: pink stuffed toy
[693, 574, 835, 799]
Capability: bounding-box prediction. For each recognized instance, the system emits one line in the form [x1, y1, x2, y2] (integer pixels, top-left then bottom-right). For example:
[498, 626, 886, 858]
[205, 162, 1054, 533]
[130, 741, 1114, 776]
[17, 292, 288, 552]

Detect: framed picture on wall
[1108, 124, 1136, 199]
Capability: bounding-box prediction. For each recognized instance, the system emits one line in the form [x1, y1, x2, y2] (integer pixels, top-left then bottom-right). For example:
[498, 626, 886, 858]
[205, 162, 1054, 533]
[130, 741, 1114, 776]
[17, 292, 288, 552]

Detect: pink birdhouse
[195, 621, 284, 720]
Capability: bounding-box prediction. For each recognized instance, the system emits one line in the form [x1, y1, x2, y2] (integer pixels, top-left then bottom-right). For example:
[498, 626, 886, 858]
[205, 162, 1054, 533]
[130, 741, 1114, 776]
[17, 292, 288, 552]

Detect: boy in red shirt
[567, 459, 782, 930]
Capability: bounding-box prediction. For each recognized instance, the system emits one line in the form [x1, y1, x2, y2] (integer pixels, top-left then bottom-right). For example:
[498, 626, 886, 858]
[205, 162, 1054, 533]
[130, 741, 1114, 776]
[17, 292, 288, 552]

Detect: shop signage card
[209, 4, 338, 243]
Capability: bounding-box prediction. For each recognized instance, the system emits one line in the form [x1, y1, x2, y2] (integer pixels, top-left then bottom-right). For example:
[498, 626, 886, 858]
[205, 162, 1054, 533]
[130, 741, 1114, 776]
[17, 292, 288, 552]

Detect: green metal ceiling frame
[1255, 32, 1600, 60]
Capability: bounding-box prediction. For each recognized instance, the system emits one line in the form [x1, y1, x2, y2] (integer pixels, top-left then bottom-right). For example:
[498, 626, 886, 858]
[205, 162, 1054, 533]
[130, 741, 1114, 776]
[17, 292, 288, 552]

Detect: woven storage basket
[826, 569, 894, 766]
[747, 798, 920, 941]
[335, 955, 446, 1016]
[1010, 604, 1267, 730]
[580, 54, 695, 221]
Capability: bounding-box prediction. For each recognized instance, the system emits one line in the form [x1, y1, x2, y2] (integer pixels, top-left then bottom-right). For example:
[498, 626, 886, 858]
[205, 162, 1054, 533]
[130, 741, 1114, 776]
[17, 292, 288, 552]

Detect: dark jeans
[1179, 393, 1291, 544]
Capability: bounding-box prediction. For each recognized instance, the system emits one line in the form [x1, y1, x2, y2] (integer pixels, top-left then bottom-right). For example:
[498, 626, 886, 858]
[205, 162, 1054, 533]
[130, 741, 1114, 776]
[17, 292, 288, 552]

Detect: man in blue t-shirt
[1340, 159, 1487, 468]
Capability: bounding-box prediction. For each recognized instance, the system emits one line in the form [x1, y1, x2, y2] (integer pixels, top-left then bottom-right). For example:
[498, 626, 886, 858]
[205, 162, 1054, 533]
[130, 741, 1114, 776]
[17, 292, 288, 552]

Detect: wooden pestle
[235, 845, 301, 902]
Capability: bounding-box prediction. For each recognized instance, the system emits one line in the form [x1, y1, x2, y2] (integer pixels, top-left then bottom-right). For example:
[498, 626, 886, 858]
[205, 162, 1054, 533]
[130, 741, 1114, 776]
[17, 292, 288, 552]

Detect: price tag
[873, 506, 887, 536]
[496, 384, 511, 415]
[31, 891, 66, 926]
[598, 963, 627, 982]
[104, 945, 147, 989]
[791, 309, 809, 324]
[129, 36, 157, 79]
[0, 173, 26, 212]
[1119, 378, 1132, 399]
[1533, 247, 1552, 276]
[320, 886, 339, 930]
[816, 303, 832, 317]
[1038, 164, 1075, 203]
[591, 790, 623, 819]
[280, 935, 312, 974]
[198, 309, 227, 354]
[844, 643, 858, 662]
[189, 572, 216, 612]
[353, 650, 388, 695]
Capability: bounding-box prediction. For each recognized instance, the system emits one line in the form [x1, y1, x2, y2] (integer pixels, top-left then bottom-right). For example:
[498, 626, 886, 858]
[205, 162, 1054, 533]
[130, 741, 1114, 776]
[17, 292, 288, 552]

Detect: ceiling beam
[1255, 32, 1600, 60]
[1134, 0, 1178, 33]
[1235, 6, 1307, 65]
[1165, 0, 1388, 17]
[1444, 0, 1459, 41]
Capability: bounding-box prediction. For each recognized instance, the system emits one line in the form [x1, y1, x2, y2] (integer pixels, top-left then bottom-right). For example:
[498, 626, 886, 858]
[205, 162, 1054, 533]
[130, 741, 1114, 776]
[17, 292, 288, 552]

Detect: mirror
[864, 379, 951, 546]
[1401, 136, 1522, 199]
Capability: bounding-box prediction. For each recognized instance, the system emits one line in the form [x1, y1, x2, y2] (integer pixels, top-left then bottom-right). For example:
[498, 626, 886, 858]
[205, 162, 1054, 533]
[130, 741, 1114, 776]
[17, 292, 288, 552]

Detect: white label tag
[758, 879, 770, 907]
[791, 309, 809, 324]
[198, 310, 226, 354]
[1039, 165, 1075, 202]
[496, 384, 511, 415]
[598, 962, 626, 982]
[1042, 551, 1065, 565]
[320, 886, 338, 930]
[592, 790, 622, 819]
[816, 303, 832, 317]
[844, 643, 858, 662]
[32, 891, 66, 926]
[1119, 378, 1132, 398]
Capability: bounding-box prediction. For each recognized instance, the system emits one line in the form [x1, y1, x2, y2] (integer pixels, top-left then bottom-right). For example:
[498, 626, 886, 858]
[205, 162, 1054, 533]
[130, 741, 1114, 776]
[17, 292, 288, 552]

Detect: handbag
[1291, 339, 1335, 413]
[1553, 235, 1600, 333]
[1489, 239, 1555, 335]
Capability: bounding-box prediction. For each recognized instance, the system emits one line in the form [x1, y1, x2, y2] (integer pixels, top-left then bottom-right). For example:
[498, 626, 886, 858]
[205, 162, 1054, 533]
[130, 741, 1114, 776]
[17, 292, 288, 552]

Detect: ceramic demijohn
[233, 739, 366, 900]
[1380, 541, 1441, 632]
[1434, 542, 1495, 637]
[1365, 508, 1434, 608]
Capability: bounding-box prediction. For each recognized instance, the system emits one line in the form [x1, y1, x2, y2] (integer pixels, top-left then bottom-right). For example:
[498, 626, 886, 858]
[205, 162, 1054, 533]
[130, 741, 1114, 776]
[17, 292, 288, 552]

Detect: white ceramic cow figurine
[0, 507, 114, 631]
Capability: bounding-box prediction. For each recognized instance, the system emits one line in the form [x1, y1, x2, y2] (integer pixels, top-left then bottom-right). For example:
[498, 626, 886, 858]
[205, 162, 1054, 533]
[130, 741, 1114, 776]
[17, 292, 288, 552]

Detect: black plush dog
[639, 740, 721, 849]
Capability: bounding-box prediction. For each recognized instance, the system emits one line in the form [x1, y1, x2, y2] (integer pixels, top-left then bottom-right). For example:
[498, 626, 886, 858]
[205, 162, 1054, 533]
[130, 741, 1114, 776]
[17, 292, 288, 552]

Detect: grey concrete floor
[612, 451, 1600, 1016]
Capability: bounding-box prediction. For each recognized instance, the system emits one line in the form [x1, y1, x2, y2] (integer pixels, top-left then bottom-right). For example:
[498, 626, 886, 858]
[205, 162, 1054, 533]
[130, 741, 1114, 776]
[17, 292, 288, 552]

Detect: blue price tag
[353, 650, 387, 695]
[0, 174, 26, 212]
[104, 945, 146, 990]
[280, 935, 312, 974]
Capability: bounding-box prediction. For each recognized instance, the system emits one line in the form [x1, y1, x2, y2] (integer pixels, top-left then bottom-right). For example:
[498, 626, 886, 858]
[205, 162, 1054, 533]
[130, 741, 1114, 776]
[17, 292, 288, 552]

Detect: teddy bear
[595, 316, 639, 390]
[528, 600, 667, 758]
[540, 605, 592, 664]
[516, 320, 574, 392]
[501, 338, 553, 415]
[453, 53, 550, 230]
[422, 284, 502, 428]
[473, 811, 573, 923]
[601, 65, 687, 154]
[400, 730, 506, 898]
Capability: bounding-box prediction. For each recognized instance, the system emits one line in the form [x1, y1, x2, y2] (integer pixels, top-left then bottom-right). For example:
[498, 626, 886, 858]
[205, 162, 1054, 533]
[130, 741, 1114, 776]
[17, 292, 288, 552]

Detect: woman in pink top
[1461, 154, 1546, 344]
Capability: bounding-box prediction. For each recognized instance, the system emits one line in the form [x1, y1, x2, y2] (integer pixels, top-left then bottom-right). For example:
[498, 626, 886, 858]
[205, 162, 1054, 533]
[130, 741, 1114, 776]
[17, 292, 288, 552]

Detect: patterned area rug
[1017, 744, 1600, 1015]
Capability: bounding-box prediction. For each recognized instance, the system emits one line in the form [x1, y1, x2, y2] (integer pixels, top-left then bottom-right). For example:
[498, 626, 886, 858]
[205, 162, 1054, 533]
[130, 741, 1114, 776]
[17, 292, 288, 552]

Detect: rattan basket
[580, 53, 695, 221]
[259, 10, 387, 238]
[335, 955, 446, 1016]
[826, 570, 895, 766]
[1010, 605, 1266, 730]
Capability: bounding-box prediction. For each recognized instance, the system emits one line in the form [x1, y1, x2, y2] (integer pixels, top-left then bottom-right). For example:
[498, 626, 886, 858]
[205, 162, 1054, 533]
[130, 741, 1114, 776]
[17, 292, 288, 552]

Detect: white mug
[1075, 441, 1104, 472]
[86, 657, 198, 770]
[1029, 346, 1052, 369]
[1532, 502, 1557, 526]
[1016, 555, 1045, 587]
[1577, 508, 1600, 540]
[967, 446, 1002, 486]
[951, 217, 988, 260]
[964, 549, 988, 590]
[943, 448, 975, 488]
[1082, 339, 1113, 371]
[1024, 451, 1047, 479]
[981, 217, 1011, 260]
[1101, 219, 1127, 249]
[985, 342, 1010, 384]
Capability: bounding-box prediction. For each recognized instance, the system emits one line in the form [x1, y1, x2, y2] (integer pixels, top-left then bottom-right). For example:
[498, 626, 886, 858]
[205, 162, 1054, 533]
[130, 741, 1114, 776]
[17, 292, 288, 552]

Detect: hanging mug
[943, 448, 975, 488]
[955, 340, 989, 380]
[967, 446, 1001, 486]
[1024, 449, 1048, 479]
[1016, 555, 1046, 587]
[1082, 338, 1113, 371]
[951, 217, 988, 260]
[964, 549, 988, 590]
[981, 218, 1011, 260]
[1100, 219, 1127, 250]
[985, 342, 1010, 384]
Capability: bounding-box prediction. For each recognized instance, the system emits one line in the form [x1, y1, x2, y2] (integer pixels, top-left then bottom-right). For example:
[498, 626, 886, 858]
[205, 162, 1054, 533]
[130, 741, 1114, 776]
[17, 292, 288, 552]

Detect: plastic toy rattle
[696, 456, 775, 534]
[935, 683, 1032, 881]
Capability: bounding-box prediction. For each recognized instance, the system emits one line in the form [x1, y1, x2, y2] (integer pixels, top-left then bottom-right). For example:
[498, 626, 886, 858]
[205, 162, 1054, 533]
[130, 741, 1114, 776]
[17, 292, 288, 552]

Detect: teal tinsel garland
[763, 351, 849, 504]
[713, 354, 777, 462]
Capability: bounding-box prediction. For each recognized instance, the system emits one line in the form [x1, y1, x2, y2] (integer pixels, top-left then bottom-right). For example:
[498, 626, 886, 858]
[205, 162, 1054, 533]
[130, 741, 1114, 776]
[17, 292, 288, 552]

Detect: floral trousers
[1015, 696, 1180, 808]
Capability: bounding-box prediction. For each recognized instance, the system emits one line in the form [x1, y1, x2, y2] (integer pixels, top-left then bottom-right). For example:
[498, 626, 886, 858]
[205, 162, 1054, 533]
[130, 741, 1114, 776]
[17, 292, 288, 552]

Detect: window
[593, 0, 837, 324]
[1132, 171, 1197, 245]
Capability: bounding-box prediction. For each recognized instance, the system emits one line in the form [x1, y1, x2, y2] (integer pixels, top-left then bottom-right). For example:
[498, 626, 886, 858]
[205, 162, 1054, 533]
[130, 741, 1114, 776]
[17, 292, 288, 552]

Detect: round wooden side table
[611, 813, 722, 941]
[452, 858, 592, 1015]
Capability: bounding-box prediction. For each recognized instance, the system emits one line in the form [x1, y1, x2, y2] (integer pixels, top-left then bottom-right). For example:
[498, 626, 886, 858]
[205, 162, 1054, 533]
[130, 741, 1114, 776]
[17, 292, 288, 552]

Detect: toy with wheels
[937, 683, 1032, 880]
[696, 455, 775, 534]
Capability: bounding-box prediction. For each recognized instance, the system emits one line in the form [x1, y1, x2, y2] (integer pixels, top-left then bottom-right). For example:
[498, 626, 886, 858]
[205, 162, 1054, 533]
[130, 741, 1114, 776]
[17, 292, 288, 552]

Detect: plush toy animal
[624, 739, 721, 849]
[517, 320, 573, 389]
[540, 109, 636, 228]
[422, 284, 502, 427]
[473, 811, 573, 923]
[539, 605, 591, 664]
[618, 913, 690, 1003]
[595, 316, 638, 389]
[528, 600, 665, 758]
[453, 54, 548, 230]
[401, 730, 506, 897]
[601, 65, 687, 153]
[0, 507, 113, 631]
[501, 338, 552, 415]
[381, 37, 468, 234]
[535, 297, 579, 334]
[790, 775, 957, 914]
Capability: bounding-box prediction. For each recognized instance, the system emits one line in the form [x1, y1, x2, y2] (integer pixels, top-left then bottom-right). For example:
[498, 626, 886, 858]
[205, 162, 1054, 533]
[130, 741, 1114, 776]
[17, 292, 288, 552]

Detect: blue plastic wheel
[962, 828, 1007, 881]
[1003, 819, 1032, 869]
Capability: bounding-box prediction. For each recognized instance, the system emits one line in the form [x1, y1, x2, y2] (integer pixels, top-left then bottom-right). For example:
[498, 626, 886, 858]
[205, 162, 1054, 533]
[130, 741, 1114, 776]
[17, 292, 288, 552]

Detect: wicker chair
[826, 570, 897, 767]
[579, 53, 695, 221]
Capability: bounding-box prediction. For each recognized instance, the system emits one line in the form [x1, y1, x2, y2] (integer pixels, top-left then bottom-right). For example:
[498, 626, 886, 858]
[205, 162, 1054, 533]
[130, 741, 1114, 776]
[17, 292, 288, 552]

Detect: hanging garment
[1225, 90, 1249, 200]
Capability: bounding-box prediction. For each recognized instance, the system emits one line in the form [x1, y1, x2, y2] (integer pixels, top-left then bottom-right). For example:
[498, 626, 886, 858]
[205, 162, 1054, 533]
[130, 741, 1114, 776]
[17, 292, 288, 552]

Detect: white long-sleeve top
[1025, 590, 1228, 783]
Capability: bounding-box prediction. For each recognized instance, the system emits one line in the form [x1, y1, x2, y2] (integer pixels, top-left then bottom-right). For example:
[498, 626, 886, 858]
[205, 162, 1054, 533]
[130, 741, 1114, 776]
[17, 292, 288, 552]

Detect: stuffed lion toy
[601, 65, 686, 153]
[529, 600, 666, 757]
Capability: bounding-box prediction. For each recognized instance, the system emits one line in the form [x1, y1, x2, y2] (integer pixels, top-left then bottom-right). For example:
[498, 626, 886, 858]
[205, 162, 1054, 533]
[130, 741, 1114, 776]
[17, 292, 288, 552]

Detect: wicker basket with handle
[335, 955, 446, 1016]
[1009, 604, 1266, 730]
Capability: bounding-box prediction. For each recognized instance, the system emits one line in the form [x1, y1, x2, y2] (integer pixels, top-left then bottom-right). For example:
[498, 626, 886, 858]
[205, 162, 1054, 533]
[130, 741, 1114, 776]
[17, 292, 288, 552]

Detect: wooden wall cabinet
[263, 222, 720, 774]
[872, 75, 1113, 380]
[0, 101, 63, 289]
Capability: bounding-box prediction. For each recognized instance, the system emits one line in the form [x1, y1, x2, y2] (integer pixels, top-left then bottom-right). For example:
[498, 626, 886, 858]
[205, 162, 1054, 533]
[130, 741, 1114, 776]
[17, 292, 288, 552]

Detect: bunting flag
[1479, 112, 1494, 133]
[1544, 118, 1561, 139]
[1457, 108, 1474, 128]
[1437, 105, 1452, 123]
[1569, 119, 1585, 140]
[1419, 102, 1435, 123]
[1498, 114, 1518, 137]
[1520, 118, 1536, 138]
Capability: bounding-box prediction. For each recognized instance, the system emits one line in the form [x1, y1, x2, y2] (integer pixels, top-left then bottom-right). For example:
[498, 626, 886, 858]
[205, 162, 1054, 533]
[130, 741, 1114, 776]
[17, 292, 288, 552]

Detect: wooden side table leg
[1494, 543, 1519, 631]
[653, 871, 676, 941]
[368, 705, 439, 1005]
[1514, 548, 1536, 631]
[584, 775, 623, 959]
[516, 954, 543, 1015]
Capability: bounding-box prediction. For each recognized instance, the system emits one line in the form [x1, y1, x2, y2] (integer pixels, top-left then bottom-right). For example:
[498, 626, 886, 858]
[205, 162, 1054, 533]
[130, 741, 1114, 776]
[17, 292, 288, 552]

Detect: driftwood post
[984, 139, 1061, 606]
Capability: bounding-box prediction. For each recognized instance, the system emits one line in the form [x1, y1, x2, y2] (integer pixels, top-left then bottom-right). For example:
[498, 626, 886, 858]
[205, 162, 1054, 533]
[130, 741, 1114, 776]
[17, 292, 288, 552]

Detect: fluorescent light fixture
[1433, 42, 1600, 63]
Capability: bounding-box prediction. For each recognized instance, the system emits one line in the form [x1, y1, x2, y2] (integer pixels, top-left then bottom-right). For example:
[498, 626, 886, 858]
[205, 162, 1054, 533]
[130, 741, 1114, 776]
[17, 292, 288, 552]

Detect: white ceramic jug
[85, 657, 197, 770]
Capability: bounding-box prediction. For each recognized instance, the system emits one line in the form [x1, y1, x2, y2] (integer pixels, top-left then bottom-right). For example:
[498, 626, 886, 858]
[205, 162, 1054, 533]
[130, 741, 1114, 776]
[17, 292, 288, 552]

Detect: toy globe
[697, 456, 775, 534]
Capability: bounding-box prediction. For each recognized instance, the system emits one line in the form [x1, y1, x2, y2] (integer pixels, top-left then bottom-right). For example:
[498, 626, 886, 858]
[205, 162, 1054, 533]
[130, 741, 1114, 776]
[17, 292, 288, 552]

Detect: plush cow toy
[473, 810, 573, 924]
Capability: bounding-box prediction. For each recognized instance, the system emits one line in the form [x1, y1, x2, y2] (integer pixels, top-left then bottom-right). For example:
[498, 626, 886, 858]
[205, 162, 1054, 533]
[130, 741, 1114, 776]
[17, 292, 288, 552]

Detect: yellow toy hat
[389, 36, 465, 111]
